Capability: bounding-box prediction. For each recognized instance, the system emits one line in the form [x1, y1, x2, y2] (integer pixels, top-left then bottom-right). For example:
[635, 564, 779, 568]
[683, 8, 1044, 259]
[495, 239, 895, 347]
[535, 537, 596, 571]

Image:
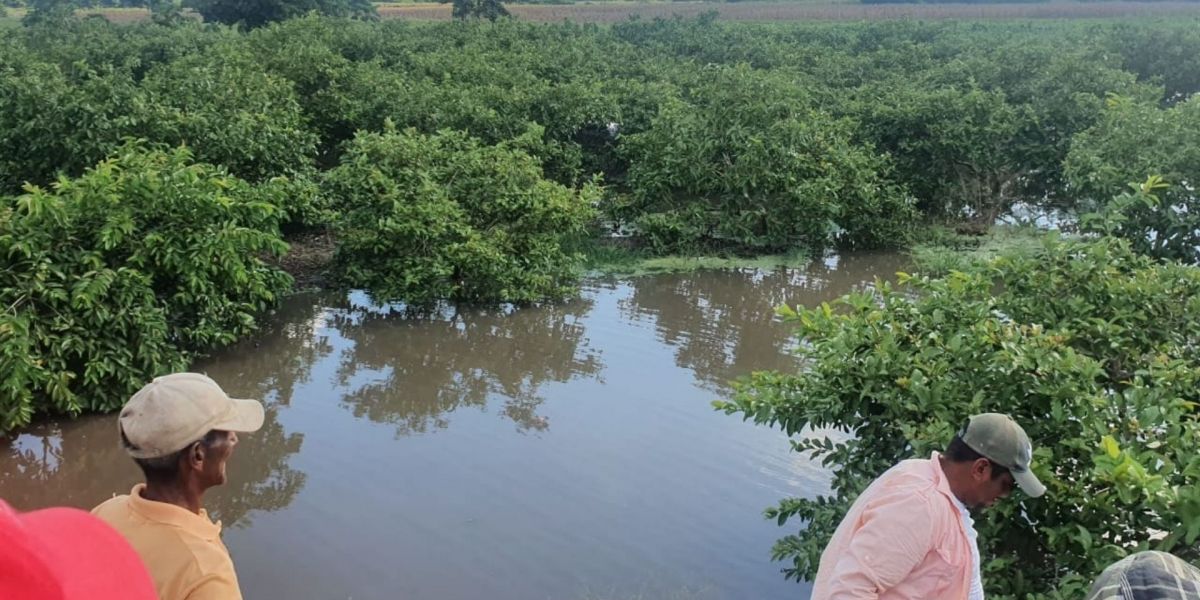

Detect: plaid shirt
[1087, 552, 1200, 600]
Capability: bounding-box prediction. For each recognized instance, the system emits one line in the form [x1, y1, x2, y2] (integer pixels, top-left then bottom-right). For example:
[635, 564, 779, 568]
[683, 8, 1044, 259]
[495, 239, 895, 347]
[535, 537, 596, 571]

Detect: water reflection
[199, 297, 336, 406]
[328, 293, 602, 435]
[0, 404, 304, 529]
[619, 253, 909, 391]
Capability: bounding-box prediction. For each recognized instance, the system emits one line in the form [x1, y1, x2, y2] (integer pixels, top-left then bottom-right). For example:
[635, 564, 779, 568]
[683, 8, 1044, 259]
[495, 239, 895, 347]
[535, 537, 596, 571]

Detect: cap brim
[23, 508, 157, 600]
[1013, 469, 1046, 498]
[214, 398, 265, 433]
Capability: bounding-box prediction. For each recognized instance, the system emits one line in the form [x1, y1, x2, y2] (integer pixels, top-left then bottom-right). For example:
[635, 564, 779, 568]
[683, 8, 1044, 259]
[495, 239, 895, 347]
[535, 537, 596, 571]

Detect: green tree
[0, 57, 143, 194]
[138, 51, 318, 181]
[847, 81, 1026, 222]
[325, 126, 598, 304]
[20, 0, 73, 26]
[148, 0, 189, 26]
[0, 144, 292, 433]
[444, 0, 509, 21]
[185, 0, 376, 28]
[1068, 95, 1200, 263]
[621, 66, 914, 253]
[718, 236, 1200, 598]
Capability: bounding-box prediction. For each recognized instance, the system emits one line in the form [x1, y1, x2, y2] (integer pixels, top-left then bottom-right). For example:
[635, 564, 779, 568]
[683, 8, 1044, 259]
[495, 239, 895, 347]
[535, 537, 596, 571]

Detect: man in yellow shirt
[93, 372, 265, 600]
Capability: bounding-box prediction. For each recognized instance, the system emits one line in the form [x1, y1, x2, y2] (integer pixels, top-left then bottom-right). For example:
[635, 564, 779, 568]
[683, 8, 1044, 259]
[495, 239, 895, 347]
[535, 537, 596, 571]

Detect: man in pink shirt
[811, 413, 1045, 600]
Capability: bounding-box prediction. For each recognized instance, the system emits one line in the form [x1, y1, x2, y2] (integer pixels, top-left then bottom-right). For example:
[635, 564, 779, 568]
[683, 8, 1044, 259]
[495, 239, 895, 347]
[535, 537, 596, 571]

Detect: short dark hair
[945, 435, 1011, 481]
[125, 430, 222, 484]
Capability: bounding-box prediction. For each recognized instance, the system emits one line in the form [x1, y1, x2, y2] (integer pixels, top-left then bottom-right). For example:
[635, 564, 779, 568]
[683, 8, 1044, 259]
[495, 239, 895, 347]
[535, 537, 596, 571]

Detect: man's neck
[938, 454, 970, 506]
[141, 481, 204, 515]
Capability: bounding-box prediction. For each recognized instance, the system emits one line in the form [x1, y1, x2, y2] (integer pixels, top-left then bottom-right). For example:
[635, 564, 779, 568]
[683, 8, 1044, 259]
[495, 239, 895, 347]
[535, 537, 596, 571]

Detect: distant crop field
[2, 6, 150, 22]
[14, 1, 1200, 24]
[377, 1, 1200, 21]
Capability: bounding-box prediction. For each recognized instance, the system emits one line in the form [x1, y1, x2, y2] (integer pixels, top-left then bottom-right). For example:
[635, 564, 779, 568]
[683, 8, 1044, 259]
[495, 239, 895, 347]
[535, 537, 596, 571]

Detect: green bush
[718, 235, 1200, 598]
[20, 0, 74, 26]
[0, 56, 143, 194]
[847, 82, 1024, 221]
[621, 66, 914, 254]
[1106, 24, 1200, 106]
[245, 20, 411, 158]
[445, 0, 509, 21]
[139, 52, 318, 181]
[0, 216, 183, 431]
[1067, 96, 1200, 263]
[325, 127, 598, 304]
[0, 145, 292, 432]
[185, 0, 376, 28]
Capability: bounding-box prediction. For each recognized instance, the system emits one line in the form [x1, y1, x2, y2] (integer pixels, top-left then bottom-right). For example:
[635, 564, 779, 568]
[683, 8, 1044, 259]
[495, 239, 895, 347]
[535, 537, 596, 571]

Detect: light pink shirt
[810, 452, 974, 600]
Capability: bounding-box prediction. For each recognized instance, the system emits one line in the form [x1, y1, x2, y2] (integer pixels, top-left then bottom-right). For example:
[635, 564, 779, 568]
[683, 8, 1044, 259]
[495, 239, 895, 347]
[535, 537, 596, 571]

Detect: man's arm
[822, 491, 937, 600]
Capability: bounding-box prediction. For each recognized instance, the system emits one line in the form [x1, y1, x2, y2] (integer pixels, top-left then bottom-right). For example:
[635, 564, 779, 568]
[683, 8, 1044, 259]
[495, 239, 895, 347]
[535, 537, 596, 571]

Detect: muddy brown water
[0, 252, 907, 600]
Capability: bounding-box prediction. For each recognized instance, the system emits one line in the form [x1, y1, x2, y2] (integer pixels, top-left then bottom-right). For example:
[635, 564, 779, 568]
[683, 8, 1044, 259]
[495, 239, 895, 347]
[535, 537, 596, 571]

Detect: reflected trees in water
[619, 254, 908, 391]
[0, 405, 305, 529]
[197, 294, 337, 406]
[328, 294, 603, 435]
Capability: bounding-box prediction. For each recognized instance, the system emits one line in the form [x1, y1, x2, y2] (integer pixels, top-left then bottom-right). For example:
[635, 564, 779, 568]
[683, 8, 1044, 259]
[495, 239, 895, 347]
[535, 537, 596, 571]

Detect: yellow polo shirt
[92, 484, 243, 600]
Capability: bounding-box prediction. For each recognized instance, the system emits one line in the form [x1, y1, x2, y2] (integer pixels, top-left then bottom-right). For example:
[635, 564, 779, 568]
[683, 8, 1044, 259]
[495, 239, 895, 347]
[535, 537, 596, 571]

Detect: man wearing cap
[92, 372, 265, 600]
[810, 413, 1046, 600]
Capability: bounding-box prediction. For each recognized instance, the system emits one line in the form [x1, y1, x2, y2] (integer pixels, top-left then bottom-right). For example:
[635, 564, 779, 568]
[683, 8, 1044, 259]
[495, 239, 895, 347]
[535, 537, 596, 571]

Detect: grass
[582, 240, 811, 277]
[908, 224, 1047, 276]
[582, 225, 1053, 279]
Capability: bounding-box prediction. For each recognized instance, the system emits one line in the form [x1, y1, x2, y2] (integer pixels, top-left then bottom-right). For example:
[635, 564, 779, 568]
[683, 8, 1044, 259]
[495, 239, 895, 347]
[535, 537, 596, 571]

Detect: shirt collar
[126, 483, 223, 542]
[928, 451, 962, 504]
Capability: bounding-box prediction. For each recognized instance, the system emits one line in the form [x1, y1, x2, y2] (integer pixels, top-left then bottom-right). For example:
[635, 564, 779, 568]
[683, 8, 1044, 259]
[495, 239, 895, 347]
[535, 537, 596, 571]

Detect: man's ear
[971, 458, 991, 480]
[187, 441, 207, 471]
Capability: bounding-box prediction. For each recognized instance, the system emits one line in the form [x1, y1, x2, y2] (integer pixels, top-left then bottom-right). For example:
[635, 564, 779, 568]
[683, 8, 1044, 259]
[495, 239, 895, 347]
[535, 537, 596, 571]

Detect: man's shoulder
[879, 458, 939, 488]
[92, 496, 230, 565]
[91, 494, 133, 522]
[92, 493, 130, 510]
[865, 458, 944, 505]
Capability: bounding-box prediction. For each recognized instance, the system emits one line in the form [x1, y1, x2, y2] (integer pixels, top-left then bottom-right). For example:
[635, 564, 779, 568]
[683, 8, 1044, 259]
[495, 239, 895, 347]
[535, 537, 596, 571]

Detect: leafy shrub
[139, 52, 318, 181]
[186, 0, 376, 28]
[20, 0, 74, 26]
[0, 56, 143, 194]
[718, 235, 1200, 598]
[15, 19, 235, 81]
[621, 66, 914, 253]
[1067, 96, 1200, 262]
[444, 0, 509, 21]
[271, 173, 334, 231]
[847, 82, 1024, 221]
[632, 208, 710, 255]
[0, 144, 292, 432]
[244, 19, 395, 157]
[0, 216, 183, 432]
[1106, 24, 1200, 106]
[325, 127, 598, 304]
[959, 46, 1154, 205]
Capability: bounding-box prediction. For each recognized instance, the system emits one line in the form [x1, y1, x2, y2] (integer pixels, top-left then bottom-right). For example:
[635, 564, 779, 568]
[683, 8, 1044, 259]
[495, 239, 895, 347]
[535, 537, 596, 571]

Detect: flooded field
[0, 253, 907, 600]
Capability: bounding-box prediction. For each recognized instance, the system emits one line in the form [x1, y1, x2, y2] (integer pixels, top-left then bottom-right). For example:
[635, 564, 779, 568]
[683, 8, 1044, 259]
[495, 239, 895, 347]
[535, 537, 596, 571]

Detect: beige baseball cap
[961, 413, 1046, 498]
[119, 373, 264, 459]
